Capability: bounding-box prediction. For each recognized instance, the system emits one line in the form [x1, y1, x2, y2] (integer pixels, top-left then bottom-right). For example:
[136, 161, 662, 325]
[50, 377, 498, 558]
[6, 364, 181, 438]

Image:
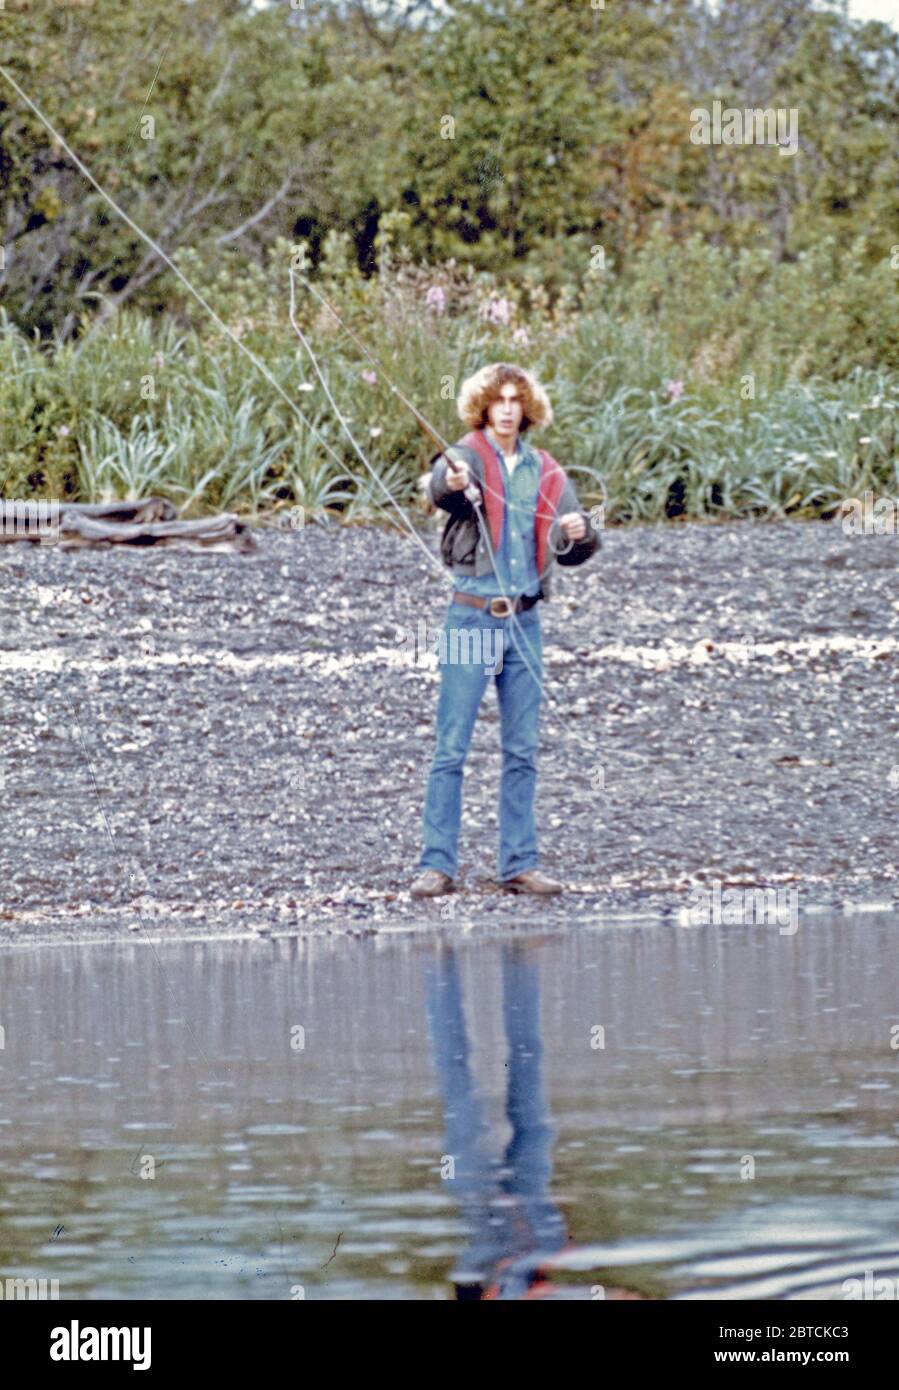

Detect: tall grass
[1, 230, 896, 524]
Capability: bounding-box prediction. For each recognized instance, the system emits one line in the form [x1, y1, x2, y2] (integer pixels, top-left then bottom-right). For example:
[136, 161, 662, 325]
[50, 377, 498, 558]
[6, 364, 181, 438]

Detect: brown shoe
[410, 869, 455, 898]
[500, 869, 563, 896]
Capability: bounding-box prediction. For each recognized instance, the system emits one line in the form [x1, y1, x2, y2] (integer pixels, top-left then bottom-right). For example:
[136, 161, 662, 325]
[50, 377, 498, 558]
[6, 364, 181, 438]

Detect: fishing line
[0, 62, 444, 579]
[289, 288, 581, 886]
[295, 274, 576, 701]
[1, 59, 594, 884]
[292, 277, 554, 703]
[0, 64, 386, 1293]
[287, 269, 448, 576]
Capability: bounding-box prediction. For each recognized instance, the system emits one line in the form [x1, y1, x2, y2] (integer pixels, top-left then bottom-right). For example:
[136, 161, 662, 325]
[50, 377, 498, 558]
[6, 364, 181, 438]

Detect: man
[410, 362, 600, 899]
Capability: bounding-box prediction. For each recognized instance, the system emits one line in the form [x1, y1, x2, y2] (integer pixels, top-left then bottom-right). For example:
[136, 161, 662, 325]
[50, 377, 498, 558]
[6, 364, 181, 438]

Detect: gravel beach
[1, 514, 896, 945]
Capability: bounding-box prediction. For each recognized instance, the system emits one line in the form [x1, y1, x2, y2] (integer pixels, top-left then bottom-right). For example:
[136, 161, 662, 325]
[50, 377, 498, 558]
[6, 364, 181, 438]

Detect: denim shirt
[454, 434, 542, 599]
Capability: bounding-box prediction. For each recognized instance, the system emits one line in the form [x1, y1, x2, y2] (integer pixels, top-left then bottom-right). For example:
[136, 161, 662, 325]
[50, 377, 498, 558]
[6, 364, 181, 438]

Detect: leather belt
[452, 590, 540, 618]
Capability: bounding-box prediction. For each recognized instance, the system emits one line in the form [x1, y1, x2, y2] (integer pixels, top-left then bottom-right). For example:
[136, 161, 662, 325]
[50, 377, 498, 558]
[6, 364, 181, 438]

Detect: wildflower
[486, 297, 511, 325]
[859, 436, 871, 445]
[369, 427, 382, 439]
[425, 285, 446, 315]
[58, 425, 70, 437]
[512, 326, 531, 346]
[296, 382, 315, 393]
[666, 379, 684, 401]
[361, 370, 378, 385]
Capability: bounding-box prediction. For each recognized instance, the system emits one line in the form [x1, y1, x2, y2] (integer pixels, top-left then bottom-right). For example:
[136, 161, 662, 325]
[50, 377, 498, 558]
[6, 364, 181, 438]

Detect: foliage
[1, 230, 896, 524]
[0, 0, 896, 339]
[1, 0, 896, 524]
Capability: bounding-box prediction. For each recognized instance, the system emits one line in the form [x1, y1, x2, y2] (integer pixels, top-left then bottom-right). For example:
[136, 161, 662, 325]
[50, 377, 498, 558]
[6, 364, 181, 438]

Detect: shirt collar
[485, 429, 536, 468]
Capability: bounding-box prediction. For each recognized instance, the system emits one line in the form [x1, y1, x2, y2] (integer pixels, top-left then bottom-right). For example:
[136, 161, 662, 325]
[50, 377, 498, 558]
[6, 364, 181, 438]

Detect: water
[1, 913, 898, 1300]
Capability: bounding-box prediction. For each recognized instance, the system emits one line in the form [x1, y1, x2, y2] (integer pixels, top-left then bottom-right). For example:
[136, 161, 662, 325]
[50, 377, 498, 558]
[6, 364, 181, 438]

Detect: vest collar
[460, 429, 567, 577]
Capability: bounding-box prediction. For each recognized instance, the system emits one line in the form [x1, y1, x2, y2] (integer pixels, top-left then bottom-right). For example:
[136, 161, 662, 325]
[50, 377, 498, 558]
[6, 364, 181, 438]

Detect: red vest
[460, 430, 566, 576]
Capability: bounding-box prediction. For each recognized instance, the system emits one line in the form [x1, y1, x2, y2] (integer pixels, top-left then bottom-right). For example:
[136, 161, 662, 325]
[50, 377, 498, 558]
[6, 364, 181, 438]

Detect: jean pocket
[446, 602, 482, 627]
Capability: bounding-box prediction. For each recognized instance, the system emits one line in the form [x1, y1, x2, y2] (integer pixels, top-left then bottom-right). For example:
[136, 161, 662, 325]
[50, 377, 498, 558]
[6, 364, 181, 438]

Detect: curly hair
[457, 362, 554, 434]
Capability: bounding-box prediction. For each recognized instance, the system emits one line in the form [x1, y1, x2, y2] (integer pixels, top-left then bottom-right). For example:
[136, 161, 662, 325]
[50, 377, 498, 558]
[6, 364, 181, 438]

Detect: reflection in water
[1, 912, 899, 1299]
[424, 946, 566, 1299]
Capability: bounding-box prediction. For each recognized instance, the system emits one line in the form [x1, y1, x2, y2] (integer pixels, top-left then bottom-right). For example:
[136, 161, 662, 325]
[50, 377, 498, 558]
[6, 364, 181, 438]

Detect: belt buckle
[489, 596, 514, 618]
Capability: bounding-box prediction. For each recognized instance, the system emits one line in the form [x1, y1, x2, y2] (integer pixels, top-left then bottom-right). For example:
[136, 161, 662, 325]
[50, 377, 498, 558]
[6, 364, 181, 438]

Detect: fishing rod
[296, 273, 578, 547]
[297, 274, 484, 508]
[290, 271, 550, 702]
[288, 273, 545, 714]
[293, 273, 609, 870]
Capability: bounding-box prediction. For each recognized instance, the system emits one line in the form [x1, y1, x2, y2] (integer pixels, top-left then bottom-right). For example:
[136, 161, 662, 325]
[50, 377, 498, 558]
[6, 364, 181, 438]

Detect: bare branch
[215, 168, 295, 247]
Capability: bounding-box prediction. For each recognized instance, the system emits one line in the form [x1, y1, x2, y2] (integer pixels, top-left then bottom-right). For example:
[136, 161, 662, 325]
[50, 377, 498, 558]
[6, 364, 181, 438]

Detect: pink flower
[425, 285, 446, 314]
[487, 297, 511, 325]
[361, 370, 378, 385]
[666, 379, 684, 401]
[58, 425, 71, 437]
[512, 326, 530, 346]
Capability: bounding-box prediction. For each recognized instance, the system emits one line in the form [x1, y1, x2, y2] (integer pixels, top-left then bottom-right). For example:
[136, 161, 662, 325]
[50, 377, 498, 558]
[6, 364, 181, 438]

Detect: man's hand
[445, 457, 471, 492]
[559, 512, 587, 542]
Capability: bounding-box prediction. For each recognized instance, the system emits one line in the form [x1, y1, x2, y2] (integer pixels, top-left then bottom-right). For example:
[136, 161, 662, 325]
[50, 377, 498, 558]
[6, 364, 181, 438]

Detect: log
[57, 511, 257, 552]
[0, 496, 178, 542]
[58, 498, 179, 522]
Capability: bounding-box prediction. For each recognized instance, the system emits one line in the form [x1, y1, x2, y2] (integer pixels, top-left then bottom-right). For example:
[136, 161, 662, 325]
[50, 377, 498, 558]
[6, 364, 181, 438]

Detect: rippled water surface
[2, 914, 899, 1299]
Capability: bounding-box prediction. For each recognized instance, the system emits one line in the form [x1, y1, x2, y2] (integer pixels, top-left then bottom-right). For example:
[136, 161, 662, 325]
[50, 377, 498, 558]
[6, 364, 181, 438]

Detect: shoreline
[1, 892, 896, 952]
[3, 517, 897, 947]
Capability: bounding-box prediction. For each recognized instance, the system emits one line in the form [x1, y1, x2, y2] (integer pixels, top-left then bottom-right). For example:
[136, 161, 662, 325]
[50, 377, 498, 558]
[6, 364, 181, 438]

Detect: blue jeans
[423, 946, 567, 1289]
[418, 600, 544, 881]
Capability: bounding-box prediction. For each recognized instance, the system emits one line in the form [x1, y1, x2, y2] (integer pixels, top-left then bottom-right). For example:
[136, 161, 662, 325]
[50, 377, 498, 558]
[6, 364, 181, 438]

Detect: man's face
[486, 383, 524, 439]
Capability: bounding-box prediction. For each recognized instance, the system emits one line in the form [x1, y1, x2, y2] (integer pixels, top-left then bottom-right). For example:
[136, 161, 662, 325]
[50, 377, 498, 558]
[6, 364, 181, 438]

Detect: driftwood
[0, 497, 256, 553]
[58, 511, 257, 552]
[58, 499, 179, 523]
